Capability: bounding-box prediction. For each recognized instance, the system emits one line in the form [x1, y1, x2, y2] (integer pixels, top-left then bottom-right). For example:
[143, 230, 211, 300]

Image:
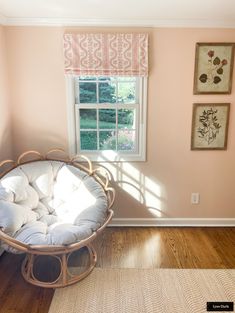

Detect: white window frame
[65, 75, 147, 162]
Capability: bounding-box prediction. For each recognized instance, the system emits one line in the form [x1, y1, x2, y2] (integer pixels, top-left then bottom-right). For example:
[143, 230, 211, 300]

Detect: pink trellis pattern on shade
[63, 33, 148, 76]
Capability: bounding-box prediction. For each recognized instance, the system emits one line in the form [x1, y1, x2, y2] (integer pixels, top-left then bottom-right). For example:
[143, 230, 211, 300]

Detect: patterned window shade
[63, 33, 148, 76]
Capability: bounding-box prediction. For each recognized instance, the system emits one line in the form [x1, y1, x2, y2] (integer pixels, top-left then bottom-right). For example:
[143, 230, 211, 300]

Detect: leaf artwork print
[199, 50, 228, 86]
[197, 108, 221, 145]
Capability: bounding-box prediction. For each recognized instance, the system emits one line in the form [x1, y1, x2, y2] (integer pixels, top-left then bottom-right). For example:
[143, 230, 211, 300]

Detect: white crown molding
[1, 17, 235, 28]
[110, 218, 235, 227]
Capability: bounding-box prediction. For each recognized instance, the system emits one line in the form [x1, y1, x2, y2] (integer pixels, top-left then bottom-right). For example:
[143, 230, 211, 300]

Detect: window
[66, 75, 147, 162]
[64, 32, 148, 161]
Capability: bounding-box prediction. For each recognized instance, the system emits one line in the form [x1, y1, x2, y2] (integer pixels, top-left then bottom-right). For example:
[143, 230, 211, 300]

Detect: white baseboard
[109, 218, 235, 227]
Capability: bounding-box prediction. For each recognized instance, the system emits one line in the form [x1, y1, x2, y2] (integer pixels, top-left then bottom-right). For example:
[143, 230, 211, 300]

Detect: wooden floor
[0, 227, 235, 313]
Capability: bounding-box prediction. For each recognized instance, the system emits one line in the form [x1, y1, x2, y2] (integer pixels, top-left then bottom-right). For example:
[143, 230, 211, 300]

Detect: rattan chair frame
[0, 149, 115, 288]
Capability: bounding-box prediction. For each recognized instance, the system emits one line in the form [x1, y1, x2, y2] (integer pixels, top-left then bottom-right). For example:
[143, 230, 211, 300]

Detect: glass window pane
[99, 77, 116, 82]
[117, 77, 137, 82]
[79, 82, 97, 103]
[79, 76, 96, 81]
[117, 82, 136, 103]
[80, 131, 97, 150]
[118, 109, 134, 129]
[98, 81, 116, 103]
[118, 130, 135, 151]
[79, 109, 97, 129]
[99, 109, 116, 129]
[99, 131, 116, 150]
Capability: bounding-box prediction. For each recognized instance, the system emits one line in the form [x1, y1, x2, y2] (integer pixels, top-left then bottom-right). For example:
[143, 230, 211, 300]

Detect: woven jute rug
[49, 268, 235, 313]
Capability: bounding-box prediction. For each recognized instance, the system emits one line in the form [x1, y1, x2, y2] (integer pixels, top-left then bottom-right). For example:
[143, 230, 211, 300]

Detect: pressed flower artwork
[193, 43, 234, 94]
[191, 103, 230, 150]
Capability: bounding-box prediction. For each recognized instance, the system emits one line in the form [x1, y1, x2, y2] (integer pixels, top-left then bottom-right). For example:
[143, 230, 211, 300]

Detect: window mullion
[72, 75, 146, 161]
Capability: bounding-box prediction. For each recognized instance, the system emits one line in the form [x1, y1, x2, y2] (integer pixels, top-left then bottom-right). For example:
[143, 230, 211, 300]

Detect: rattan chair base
[21, 244, 97, 288]
[0, 150, 115, 288]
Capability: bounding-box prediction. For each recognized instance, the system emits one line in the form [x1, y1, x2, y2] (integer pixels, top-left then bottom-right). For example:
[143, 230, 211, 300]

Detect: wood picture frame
[193, 43, 234, 94]
[191, 103, 230, 150]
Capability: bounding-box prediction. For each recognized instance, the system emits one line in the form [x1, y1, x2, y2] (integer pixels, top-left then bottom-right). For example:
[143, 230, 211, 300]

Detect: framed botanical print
[191, 103, 230, 150]
[193, 43, 234, 94]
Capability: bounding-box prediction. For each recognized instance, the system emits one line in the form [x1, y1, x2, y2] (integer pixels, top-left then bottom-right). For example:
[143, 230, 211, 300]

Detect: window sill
[76, 150, 146, 162]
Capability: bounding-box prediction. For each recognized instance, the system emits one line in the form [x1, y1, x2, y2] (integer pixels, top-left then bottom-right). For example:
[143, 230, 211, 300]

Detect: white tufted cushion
[0, 161, 108, 251]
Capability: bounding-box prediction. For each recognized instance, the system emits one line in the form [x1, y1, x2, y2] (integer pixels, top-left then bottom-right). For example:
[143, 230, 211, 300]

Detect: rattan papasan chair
[0, 149, 115, 288]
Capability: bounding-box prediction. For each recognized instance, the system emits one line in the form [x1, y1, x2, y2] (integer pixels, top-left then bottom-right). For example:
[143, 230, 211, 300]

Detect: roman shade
[63, 33, 148, 76]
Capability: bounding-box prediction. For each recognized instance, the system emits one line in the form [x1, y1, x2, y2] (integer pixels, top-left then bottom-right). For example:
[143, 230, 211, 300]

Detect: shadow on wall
[0, 126, 67, 174]
[3, 126, 168, 218]
[12, 128, 68, 159]
[97, 154, 168, 219]
[0, 126, 12, 165]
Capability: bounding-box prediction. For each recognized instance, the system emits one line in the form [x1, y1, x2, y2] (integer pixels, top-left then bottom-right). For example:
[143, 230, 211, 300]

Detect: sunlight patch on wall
[144, 176, 161, 198]
[148, 207, 163, 218]
[97, 153, 167, 217]
[122, 162, 141, 182]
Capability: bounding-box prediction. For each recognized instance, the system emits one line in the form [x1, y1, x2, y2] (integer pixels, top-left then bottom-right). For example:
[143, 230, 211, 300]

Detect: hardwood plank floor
[0, 227, 234, 313]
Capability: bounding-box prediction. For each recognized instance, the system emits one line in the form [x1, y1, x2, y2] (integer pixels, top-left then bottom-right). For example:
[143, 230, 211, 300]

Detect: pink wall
[4, 26, 235, 218]
[5, 27, 67, 156]
[0, 26, 12, 161]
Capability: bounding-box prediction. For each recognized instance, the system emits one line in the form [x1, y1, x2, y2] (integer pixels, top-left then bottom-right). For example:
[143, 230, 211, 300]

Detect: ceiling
[0, 0, 235, 27]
